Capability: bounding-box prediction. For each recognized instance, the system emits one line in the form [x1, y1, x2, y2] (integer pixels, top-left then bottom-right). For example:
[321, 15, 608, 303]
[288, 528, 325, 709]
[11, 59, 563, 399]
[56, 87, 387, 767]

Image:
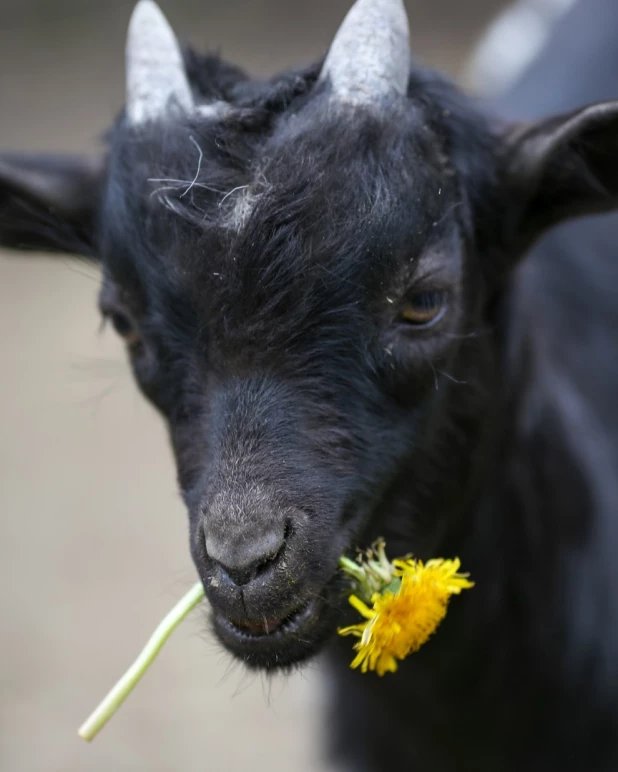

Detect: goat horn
[319, 0, 410, 105]
[126, 0, 194, 125]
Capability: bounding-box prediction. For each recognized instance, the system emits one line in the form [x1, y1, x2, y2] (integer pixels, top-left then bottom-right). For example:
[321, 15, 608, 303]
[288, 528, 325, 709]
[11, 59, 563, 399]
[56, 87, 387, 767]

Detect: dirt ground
[0, 2, 504, 770]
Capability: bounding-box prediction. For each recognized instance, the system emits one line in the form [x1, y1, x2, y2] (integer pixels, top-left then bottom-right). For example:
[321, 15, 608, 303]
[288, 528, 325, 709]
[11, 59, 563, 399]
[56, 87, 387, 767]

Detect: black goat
[2, 0, 618, 769]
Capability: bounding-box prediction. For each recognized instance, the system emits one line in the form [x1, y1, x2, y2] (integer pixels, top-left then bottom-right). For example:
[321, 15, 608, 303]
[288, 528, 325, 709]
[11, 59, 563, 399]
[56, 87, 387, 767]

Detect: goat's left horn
[125, 0, 194, 125]
[319, 0, 410, 105]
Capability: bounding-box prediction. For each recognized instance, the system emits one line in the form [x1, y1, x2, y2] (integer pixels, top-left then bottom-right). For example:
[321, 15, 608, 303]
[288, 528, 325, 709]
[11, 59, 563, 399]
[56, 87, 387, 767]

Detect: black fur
[2, 3, 618, 769]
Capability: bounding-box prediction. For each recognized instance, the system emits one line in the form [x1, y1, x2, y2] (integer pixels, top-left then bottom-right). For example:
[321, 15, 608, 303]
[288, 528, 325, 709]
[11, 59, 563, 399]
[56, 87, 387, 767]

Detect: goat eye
[399, 291, 447, 327]
[110, 311, 140, 345]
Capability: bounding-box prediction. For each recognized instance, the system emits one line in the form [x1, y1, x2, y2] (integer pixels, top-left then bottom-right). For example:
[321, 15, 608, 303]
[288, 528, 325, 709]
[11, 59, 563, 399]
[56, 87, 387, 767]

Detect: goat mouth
[224, 599, 316, 638]
[217, 597, 321, 646]
[212, 587, 341, 670]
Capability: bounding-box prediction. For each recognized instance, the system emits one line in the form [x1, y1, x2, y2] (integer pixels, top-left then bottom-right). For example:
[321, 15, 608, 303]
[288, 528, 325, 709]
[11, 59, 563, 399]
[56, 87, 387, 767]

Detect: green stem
[78, 581, 205, 742]
[338, 555, 365, 582]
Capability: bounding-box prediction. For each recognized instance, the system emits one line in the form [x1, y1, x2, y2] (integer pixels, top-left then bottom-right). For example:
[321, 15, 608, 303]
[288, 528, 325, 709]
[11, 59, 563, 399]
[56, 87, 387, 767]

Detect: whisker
[429, 360, 440, 391]
[442, 330, 486, 341]
[437, 369, 468, 385]
[61, 259, 100, 284]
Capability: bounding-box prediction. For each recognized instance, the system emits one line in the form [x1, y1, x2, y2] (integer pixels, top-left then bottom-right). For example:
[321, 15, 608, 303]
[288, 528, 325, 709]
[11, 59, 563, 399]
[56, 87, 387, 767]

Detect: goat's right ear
[0, 153, 105, 258]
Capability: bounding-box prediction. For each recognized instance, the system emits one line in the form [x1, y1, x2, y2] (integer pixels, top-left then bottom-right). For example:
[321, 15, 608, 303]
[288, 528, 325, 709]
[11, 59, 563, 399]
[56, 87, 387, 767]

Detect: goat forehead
[113, 97, 450, 222]
[103, 104, 460, 323]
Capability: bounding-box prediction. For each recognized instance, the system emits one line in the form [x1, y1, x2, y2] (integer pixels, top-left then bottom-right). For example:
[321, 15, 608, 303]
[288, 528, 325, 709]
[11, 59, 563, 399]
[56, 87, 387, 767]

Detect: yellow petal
[337, 624, 364, 638]
[348, 594, 376, 620]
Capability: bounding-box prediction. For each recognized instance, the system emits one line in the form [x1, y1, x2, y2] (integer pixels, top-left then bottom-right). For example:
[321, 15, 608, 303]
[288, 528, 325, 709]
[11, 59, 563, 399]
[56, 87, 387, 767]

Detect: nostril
[220, 548, 280, 587]
[252, 553, 275, 579]
[204, 526, 286, 588]
[224, 561, 265, 588]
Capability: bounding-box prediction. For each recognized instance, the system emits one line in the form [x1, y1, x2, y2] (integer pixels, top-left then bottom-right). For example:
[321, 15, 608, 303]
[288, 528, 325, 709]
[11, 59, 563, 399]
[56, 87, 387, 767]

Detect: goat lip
[217, 598, 320, 643]
[230, 616, 284, 636]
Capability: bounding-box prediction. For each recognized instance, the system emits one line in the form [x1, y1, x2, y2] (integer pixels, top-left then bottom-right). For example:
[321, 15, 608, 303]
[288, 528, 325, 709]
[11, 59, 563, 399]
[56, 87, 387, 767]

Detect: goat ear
[503, 101, 618, 252]
[0, 153, 104, 257]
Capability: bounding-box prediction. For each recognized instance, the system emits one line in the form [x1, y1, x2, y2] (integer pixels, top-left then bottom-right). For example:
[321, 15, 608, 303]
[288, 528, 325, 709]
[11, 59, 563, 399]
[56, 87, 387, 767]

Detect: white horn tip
[129, 0, 171, 35]
[126, 0, 194, 125]
[128, 1, 174, 48]
[320, 0, 411, 105]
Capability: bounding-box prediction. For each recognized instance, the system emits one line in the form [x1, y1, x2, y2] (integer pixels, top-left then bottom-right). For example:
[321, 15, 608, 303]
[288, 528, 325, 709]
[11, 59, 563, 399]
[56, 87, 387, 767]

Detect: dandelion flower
[338, 542, 473, 676]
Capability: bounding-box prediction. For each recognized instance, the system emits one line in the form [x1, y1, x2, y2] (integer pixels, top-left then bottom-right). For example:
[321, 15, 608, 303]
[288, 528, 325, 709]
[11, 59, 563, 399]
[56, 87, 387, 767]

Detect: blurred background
[0, 1, 509, 770]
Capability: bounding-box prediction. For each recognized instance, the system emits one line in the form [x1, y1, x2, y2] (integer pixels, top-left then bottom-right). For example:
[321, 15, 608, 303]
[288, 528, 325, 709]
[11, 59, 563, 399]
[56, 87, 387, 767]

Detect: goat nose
[205, 528, 285, 587]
